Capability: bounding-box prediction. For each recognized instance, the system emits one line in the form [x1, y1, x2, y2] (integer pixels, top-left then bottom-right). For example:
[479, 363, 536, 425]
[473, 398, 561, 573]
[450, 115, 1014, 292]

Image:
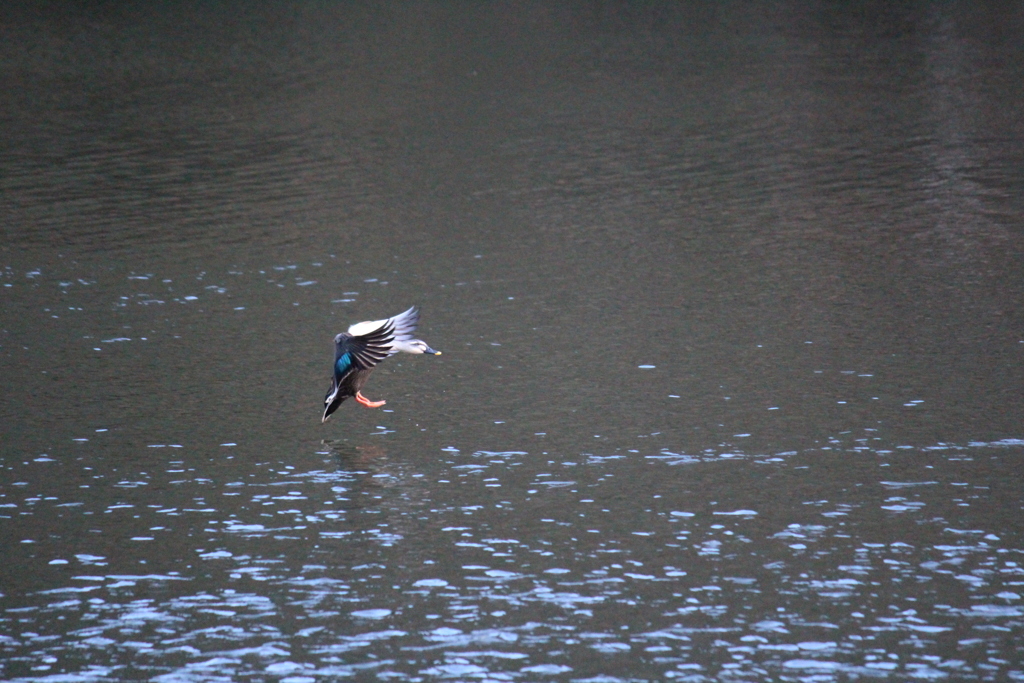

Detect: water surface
[2, 3, 1024, 681]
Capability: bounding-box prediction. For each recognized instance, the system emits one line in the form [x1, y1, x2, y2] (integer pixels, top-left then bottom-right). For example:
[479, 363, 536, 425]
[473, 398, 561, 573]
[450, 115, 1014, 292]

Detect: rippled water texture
[2, 3, 1024, 681]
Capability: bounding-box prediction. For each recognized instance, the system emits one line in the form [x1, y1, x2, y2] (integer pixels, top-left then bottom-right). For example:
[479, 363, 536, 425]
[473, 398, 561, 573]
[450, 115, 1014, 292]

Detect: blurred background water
[2, 2, 1024, 681]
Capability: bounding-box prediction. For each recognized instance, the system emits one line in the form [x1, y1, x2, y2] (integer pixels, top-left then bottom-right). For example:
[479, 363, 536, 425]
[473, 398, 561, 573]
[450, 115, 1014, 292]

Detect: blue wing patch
[335, 352, 354, 378]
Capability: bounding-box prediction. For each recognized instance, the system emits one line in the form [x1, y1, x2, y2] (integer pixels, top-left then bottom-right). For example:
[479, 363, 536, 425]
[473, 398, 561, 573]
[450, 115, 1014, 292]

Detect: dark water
[3, 2, 1024, 681]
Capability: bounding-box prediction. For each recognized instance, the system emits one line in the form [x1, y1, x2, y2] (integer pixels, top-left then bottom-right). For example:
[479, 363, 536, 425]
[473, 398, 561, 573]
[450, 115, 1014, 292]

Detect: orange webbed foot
[355, 391, 386, 408]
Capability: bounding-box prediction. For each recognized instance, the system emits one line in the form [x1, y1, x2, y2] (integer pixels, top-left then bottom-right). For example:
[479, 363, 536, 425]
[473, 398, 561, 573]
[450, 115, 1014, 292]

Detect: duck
[322, 306, 441, 423]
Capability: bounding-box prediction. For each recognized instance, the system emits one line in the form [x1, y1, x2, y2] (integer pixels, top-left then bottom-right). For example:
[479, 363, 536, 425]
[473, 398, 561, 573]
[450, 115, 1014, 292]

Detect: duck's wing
[336, 321, 395, 377]
[348, 306, 420, 356]
[323, 323, 395, 423]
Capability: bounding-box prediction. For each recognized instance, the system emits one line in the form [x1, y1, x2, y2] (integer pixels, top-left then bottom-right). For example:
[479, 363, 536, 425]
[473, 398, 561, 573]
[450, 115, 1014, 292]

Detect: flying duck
[322, 306, 440, 423]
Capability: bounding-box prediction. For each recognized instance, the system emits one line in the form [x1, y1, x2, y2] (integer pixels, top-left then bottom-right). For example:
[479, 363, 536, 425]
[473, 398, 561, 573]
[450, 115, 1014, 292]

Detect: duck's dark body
[323, 366, 374, 415]
[322, 324, 394, 423]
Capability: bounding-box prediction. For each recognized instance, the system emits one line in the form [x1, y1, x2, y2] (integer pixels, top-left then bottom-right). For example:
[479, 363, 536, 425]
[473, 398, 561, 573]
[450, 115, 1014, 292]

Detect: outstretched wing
[336, 321, 395, 377]
[323, 322, 395, 423]
[349, 306, 420, 356]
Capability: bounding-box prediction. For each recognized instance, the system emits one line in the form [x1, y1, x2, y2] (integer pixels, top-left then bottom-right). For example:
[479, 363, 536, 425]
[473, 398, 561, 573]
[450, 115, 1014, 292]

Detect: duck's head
[399, 339, 441, 355]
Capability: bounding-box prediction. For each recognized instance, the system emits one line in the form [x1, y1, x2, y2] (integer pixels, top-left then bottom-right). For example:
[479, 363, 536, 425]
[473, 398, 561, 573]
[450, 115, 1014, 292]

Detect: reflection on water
[2, 430, 1024, 680]
[3, 2, 1024, 682]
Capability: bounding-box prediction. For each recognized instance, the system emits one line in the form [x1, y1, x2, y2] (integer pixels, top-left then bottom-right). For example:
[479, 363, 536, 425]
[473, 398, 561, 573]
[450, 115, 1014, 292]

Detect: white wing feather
[348, 306, 421, 355]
